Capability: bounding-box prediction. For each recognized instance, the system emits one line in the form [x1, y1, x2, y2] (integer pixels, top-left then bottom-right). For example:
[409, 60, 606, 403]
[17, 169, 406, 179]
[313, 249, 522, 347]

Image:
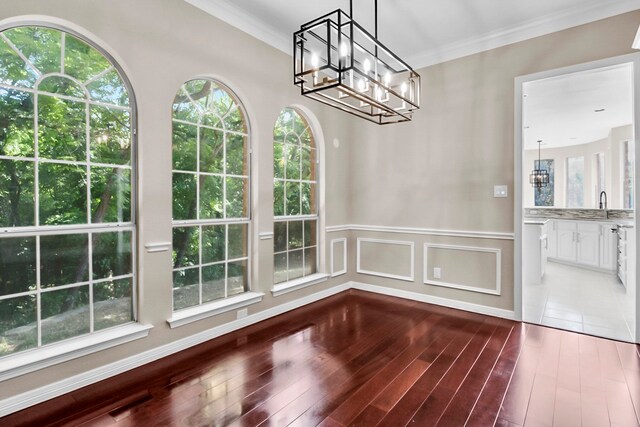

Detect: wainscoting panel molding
[326, 224, 514, 240]
[330, 238, 348, 277]
[423, 243, 501, 295]
[356, 238, 415, 282]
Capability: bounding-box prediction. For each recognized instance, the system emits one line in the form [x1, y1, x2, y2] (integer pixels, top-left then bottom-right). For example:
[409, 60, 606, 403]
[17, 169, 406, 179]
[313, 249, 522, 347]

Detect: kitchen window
[566, 156, 584, 208]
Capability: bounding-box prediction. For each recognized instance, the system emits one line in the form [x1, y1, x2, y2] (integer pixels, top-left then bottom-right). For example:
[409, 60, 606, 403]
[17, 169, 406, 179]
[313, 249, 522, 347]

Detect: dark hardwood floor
[2, 290, 639, 426]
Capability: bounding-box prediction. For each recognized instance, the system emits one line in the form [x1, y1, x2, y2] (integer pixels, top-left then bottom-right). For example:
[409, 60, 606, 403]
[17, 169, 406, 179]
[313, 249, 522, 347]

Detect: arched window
[0, 26, 135, 356]
[171, 79, 250, 311]
[273, 108, 318, 283]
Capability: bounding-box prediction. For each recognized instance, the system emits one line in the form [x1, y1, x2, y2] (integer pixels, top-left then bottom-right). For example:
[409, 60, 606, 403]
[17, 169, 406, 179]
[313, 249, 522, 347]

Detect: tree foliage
[0, 26, 133, 356]
[273, 108, 318, 284]
[171, 80, 249, 310]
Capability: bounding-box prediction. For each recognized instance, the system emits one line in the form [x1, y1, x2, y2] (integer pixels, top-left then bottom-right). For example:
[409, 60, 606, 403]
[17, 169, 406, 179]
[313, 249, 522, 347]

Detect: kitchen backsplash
[524, 208, 634, 220]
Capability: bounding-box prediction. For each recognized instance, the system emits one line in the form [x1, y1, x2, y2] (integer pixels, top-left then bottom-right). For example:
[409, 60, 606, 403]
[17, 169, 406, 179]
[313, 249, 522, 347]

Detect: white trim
[633, 25, 640, 49]
[406, 0, 640, 69]
[0, 323, 152, 382]
[270, 273, 330, 297]
[184, 0, 640, 69]
[0, 282, 350, 418]
[356, 238, 415, 282]
[330, 238, 348, 277]
[325, 224, 513, 240]
[326, 224, 351, 233]
[144, 241, 171, 253]
[350, 281, 515, 321]
[184, 0, 291, 56]
[258, 231, 274, 240]
[167, 292, 264, 328]
[423, 243, 502, 296]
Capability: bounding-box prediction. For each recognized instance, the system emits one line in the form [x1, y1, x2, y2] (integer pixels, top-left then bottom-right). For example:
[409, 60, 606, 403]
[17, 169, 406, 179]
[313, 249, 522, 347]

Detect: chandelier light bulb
[311, 53, 319, 68]
[375, 85, 383, 100]
[357, 78, 366, 92]
[400, 82, 408, 96]
[339, 42, 349, 57]
[363, 58, 371, 73]
[384, 72, 391, 86]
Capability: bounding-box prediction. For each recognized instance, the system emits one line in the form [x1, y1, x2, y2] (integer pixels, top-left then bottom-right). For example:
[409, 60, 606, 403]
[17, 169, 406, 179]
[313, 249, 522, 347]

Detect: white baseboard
[0, 279, 514, 417]
[0, 282, 351, 418]
[349, 281, 516, 320]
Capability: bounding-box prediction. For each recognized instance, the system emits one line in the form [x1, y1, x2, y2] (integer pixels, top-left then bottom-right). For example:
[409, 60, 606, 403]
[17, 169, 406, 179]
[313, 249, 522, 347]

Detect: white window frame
[272, 107, 327, 294]
[566, 155, 585, 208]
[0, 23, 140, 361]
[170, 79, 253, 312]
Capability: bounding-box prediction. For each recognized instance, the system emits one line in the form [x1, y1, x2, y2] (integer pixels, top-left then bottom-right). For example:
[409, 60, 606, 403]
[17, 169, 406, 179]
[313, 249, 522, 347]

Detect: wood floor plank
[376, 317, 487, 426]
[435, 322, 513, 427]
[320, 314, 442, 425]
[2, 291, 638, 427]
[466, 323, 525, 427]
[409, 320, 499, 426]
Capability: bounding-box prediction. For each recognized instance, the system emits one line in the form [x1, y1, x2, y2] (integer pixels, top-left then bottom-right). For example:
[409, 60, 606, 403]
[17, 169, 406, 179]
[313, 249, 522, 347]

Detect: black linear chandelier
[293, 0, 421, 125]
[530, 140, 550, 188]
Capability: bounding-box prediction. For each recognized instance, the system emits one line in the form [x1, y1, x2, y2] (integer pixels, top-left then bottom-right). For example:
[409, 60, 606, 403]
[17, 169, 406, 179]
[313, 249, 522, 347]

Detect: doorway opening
[515, 54, 639, 343]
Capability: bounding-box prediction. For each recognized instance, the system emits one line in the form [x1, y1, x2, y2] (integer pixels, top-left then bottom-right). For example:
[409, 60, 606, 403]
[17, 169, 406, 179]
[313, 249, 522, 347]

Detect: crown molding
[183, 0, 291, 55]
[185, 0, 640, 70]
[405, 0, 640, 69]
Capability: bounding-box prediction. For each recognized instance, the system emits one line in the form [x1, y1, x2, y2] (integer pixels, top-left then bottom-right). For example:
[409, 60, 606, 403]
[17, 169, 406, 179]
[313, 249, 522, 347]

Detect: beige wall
[523, 125, 633, 208]
[0, 0, 639, 404]
[346, 11, 640, 311]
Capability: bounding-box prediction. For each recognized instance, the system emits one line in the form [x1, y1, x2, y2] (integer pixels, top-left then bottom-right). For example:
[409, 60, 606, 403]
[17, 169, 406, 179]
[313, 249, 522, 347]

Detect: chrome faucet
[599, 191, 607, 210]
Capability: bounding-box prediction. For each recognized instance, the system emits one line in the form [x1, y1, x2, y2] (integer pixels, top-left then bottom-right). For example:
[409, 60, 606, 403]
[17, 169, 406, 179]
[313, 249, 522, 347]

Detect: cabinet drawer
[578, 222, 600, 233]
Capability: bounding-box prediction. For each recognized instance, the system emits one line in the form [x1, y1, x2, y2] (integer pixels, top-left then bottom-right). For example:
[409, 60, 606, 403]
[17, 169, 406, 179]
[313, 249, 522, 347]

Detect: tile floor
[523, 260, 636, 342]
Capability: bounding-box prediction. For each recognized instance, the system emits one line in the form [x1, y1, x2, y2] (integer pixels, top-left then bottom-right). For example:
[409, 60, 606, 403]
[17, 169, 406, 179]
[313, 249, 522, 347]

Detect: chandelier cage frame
[530, 140, 550, 188]
[293, 2, 421, 125]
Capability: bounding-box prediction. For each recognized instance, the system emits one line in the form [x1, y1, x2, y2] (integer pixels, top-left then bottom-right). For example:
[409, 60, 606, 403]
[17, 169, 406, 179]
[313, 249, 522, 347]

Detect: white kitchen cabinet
[547, 220, 557, 258]
[617, 226, 635, 289]
[600, 224, 618, 271]
[576, 223, 600, 267]
[550, 220, 615, 272]
[524, 221, 548, 285]
[556, 221, 577, 262]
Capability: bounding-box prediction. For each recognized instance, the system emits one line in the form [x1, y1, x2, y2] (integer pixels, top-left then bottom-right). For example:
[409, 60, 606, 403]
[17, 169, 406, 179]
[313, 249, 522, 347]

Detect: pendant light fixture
[293, 0, 420, 125]
[530, 140, 550, 188]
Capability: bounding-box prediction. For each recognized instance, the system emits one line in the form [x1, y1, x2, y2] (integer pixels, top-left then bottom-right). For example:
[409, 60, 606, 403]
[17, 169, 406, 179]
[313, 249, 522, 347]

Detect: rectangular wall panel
[357, 238, 414, 281]
[331, 238, 347, 277]
[424, 244, 501, 295]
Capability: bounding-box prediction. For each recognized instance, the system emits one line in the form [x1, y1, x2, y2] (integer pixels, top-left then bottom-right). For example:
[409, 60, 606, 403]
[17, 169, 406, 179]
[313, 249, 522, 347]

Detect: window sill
[271, 273, 330, 297]
[167, 292, 265, 329]
[0, 323, 153, 382]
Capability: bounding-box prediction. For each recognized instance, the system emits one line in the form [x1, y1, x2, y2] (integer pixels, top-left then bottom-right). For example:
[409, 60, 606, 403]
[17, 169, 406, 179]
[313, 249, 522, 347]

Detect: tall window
[273, 108, 318, 284]
[171, 79, 250, 311]
[566, 156, 584, 208]
[596, 152, 605, 200]
[623, 140, 634, 209]
[0, 26, 135, 356]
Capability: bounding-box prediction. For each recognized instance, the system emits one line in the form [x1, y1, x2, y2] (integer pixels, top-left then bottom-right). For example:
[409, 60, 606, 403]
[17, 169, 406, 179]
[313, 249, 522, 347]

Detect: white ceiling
[185, 0, 640, 69]
[523, 63, 633, 150]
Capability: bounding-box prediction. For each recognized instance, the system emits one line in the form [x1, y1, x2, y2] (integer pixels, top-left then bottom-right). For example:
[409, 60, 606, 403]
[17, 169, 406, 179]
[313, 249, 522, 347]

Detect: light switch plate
[494, 185, 508, 198]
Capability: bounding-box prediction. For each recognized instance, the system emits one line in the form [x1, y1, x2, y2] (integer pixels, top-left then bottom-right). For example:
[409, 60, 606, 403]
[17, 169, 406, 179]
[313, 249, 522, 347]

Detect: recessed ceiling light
[570, 137, 577, 140]
[594, 108, 605, 113]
